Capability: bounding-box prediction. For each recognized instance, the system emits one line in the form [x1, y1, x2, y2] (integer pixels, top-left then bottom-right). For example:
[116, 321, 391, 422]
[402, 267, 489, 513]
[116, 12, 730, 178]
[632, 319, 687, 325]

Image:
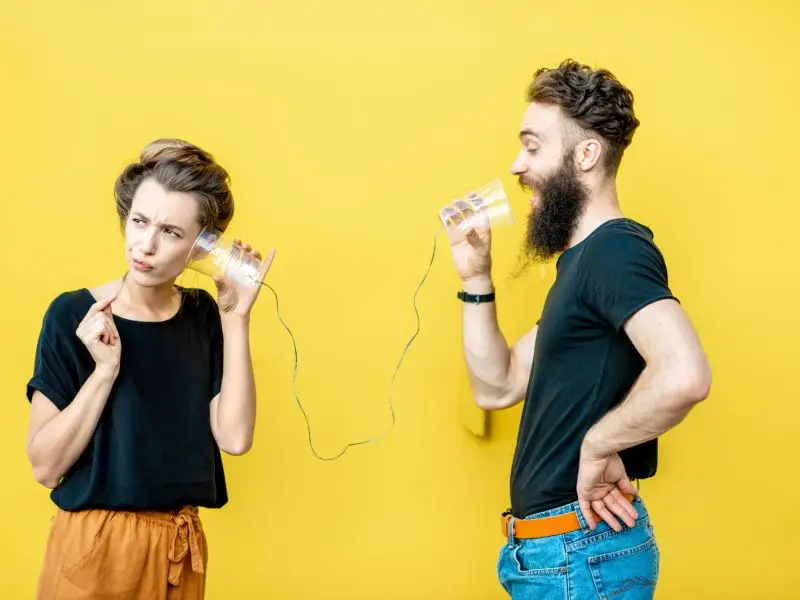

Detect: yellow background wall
[1, 1, 798, 598]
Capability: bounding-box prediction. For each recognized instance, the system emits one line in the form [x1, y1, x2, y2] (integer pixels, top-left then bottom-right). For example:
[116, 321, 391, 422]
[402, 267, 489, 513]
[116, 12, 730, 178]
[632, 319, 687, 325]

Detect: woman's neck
[114, 274, 180, 321]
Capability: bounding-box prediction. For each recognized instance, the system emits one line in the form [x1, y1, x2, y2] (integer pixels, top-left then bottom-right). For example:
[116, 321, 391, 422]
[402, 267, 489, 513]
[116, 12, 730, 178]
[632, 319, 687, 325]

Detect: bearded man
[444, 59, 711, 599]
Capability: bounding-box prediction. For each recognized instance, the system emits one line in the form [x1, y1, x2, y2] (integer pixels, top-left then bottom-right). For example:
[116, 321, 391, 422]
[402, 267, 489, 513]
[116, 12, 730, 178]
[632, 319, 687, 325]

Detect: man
[444, 59, 711, 598]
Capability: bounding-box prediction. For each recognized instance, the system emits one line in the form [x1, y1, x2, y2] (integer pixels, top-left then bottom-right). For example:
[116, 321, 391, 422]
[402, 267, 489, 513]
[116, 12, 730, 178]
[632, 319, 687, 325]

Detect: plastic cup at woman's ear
[185, 229, 267, 287]
[438, 178, 515, 232]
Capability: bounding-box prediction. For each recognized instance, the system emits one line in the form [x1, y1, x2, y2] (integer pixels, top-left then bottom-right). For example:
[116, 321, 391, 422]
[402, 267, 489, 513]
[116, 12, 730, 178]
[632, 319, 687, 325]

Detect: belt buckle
[501, 509, 513, 537]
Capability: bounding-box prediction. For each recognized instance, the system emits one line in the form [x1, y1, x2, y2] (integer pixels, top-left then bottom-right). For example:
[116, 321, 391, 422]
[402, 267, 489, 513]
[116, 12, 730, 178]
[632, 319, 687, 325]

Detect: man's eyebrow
[519, 128, 542, 141]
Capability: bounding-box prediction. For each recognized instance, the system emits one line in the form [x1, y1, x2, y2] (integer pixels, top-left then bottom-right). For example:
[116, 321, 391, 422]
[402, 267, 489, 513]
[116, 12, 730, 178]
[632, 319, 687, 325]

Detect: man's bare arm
[582, 298, 711, 457]
[461, 278, 537, 411]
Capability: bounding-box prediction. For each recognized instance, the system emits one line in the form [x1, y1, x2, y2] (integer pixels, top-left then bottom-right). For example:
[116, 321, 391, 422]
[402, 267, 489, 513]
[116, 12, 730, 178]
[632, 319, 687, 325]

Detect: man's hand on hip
[576, 449, 639, 532]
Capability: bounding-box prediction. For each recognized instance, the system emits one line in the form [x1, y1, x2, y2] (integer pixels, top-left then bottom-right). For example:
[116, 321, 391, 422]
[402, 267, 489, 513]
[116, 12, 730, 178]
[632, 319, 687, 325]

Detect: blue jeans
[497, 496, 659, 599]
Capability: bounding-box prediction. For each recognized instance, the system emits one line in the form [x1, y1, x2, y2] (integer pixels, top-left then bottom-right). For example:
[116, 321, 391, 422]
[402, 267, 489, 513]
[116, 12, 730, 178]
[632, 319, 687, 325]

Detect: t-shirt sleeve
[26, 295, 85, 410]
[579, 229, 679, 332]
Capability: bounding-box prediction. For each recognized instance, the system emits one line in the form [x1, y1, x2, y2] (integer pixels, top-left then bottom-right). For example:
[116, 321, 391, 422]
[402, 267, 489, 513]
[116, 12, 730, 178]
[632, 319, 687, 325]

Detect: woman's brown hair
[114, 138, 235, 233]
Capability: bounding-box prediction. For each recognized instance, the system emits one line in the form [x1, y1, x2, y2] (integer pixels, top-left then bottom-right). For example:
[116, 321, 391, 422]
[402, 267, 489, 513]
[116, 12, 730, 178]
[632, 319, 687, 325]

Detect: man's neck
[568, 178, 624, 249]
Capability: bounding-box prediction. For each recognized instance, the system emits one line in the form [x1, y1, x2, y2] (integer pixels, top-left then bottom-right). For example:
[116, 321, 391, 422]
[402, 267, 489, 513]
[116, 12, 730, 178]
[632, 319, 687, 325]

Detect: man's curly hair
[528, 59, 640, 173]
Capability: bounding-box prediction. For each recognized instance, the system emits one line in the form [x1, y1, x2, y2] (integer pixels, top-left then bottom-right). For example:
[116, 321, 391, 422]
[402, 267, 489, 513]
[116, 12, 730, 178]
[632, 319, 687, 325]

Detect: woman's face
[123, 178, 203, 287]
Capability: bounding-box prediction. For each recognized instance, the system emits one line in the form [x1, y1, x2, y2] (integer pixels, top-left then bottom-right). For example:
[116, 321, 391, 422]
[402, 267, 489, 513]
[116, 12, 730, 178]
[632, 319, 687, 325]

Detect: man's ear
[574, 138, 603, 172]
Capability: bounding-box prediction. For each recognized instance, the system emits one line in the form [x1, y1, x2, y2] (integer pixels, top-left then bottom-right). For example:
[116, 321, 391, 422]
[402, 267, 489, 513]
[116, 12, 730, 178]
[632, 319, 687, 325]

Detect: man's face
[510, 102, 590, 264]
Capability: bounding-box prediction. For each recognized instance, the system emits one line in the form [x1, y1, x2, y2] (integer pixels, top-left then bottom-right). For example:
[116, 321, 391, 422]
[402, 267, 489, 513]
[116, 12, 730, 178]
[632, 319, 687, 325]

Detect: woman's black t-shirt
[26, 286, 229, 512]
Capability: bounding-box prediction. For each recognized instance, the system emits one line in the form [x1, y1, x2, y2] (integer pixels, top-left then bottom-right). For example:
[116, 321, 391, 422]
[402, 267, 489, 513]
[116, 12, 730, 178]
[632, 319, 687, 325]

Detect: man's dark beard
[515, 155, 590, 274]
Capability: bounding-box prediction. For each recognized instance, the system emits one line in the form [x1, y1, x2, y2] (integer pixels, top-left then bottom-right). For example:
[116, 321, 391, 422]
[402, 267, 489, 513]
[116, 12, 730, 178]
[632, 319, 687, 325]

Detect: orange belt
[501, 495, 636, 539]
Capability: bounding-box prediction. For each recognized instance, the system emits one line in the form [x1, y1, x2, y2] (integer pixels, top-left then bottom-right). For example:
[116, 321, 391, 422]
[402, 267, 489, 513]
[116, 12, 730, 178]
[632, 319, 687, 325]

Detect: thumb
[617, 476, 638, 497]
[90, 291, 117, 315]
[213, 275, 228, 292]
[578, 497, 596, 531]
[465, 229, 484, 248]
[101, 294, 116, 317]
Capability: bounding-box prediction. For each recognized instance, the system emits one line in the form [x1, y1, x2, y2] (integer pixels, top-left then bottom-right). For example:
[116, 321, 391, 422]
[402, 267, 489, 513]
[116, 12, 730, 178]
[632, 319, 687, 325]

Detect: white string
[260, 234, 438, 461]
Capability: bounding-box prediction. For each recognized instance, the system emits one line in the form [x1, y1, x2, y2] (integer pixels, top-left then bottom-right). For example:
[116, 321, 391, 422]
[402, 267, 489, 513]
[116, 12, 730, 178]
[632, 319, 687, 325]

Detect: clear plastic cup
[185, 229, 268, 286]
[438, 178, 514, 232]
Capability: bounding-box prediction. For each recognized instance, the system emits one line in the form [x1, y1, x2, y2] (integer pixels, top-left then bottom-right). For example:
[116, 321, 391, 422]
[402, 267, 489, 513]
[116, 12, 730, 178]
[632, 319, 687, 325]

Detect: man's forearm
[461, 276, 513, 399]
[582, 364, 710, 458]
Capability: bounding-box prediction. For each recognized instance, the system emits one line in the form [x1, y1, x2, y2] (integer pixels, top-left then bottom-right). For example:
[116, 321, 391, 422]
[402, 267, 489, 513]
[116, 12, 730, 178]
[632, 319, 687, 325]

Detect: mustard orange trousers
[36, 506, 208, 600]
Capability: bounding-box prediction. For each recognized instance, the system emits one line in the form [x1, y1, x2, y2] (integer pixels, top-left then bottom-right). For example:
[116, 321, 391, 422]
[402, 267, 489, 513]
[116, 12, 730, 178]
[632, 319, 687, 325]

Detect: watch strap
[457, 290, 496, 304]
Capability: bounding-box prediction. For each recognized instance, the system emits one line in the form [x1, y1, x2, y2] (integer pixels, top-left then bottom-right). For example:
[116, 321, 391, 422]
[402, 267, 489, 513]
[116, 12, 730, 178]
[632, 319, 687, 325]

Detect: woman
[25, 139, 274, 599]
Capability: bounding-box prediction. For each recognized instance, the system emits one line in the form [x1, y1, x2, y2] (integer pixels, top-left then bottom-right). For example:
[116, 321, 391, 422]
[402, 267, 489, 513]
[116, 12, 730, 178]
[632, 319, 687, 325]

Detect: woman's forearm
[212, 315, 257, 455]
[27, 365, 117, 488]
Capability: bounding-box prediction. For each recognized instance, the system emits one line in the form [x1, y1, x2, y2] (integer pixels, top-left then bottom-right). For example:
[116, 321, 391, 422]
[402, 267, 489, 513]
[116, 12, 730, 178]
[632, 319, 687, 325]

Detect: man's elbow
[475, 391, 520, 411]
[475, 397, 501, 411]
[675, 359, 712, 407]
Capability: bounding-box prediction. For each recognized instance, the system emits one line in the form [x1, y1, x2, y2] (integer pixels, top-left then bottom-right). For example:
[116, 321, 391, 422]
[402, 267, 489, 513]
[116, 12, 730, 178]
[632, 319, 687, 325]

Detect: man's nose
[510, 151, 528, 175]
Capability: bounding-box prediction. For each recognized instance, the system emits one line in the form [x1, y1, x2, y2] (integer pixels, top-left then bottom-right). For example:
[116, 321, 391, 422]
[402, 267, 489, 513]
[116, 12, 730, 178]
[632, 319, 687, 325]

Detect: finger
[604, 490, 636, 528]
[592, 499, 622, 532]
[101, 306, 116, 344]
[578, 498, 596, 531]
[261, 248, 276, 272]
[251, 249, 262, 260]
[107, 313, 120, 337]
[77, 313, 106, 339]
[439, 207, 470, 244]
[617, 476, 639, 498]
[241, 242, 253, 252]
[87, 293, 117, 315]
[90, 314, 106, 333]
[441, 206, 465, 228]
[94, 314, 112, 344]
[101, 302, 114, 319]
[457, 206, 475, 223]
[471, 194, 487, 212]
[88, 320, 106, 344]
[466, 228, 487, 249]
[102, 319, 114, 345]
[105, 314, 120, 344]
[213, 275, 227, 292]
[438, 206, 457, 227]
[611, 487, 638, 521]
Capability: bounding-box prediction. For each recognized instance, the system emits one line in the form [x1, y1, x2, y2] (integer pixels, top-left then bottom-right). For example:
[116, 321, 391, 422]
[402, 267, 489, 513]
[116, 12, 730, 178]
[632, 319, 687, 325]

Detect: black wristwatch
[457, 290, 496, 304]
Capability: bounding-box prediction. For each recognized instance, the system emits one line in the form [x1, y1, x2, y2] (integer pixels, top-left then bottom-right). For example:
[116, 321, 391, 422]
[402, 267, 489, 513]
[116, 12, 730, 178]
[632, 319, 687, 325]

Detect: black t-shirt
[509, 218, 678, 517]
[26, 286, 229, 512]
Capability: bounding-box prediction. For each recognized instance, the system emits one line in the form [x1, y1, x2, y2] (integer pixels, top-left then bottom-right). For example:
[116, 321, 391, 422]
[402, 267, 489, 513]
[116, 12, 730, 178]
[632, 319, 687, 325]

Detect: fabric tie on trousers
[167, 507, 204, 586]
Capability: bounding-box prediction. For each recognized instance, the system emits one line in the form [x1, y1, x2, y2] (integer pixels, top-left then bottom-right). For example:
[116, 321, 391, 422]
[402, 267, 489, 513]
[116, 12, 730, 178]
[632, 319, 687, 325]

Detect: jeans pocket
[512, 542, 568, 576]
[496, 539, 568, 599]
[497, 545, 512, 595]
[587, 536, 659, 599]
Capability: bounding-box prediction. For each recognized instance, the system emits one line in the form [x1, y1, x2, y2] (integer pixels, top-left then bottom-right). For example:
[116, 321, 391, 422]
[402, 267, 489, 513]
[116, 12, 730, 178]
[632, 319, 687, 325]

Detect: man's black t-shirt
[509, 218, 678, 517]
[26, 286, 229, 512]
